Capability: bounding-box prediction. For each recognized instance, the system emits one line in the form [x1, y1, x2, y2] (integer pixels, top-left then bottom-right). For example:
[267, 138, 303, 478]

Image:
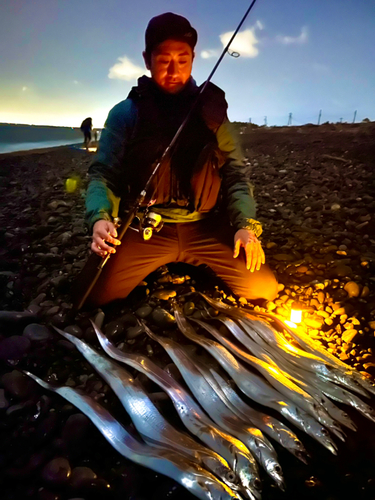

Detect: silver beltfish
[55, 328, 241, 493]
[199, 293, 371, 399]
[195, 359, 310, 464]
[174, 305, 338, 455]
[24, 371, 243, 500]
[90, 321, 259, 500]
[143, 324, 285, 492]
[211, 317, 349, 438]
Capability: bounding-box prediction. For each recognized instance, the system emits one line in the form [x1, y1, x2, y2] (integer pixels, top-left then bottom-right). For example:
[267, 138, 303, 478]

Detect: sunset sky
[0, 0, 374, 127]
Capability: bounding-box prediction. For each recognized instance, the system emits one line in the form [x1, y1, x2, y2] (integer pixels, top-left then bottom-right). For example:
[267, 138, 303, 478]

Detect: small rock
[64, 325, 83, 338]
[42, 457, 71, 485]
[23, 324, 52, 342]
[126, 325, 144, 340]
[135, 305, 153, 318]
[0, 335, 31, 361]
[0, 310, 38, 326]
[152, 289, 177, 300]
[69, 466, 97, 489]
[183, 301, 195, 316]
[343, 281, 361, 298]
[1, 370, 34, 398]
[151, 308, 176, 328]
[342, 329, 358, 343]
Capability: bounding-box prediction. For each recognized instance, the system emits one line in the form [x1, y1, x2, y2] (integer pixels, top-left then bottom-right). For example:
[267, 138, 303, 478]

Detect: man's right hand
[91, 220, 121, 257]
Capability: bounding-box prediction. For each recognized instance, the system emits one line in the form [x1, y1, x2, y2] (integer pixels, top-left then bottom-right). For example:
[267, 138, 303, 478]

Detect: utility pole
[264, 116, 267, 127]
[340, 117, 343, 123]
[248, 117, 252, 123]
[353, 110, 357, 123]
[318, 109, 322, 125]
[287, 112, 292, 126]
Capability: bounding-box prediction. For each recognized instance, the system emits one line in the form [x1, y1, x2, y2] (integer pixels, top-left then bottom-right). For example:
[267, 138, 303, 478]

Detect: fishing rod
[75, 0, 259, 309]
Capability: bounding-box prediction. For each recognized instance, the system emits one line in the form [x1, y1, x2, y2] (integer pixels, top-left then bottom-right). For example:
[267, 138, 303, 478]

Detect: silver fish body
[143, 326, 263, 499]
[211, 318, 347, 440]
[206, 365, 309, 463]
[199, 293, 372, 399]
[55, 328, 239, 490]
[90, 321, 257, 499]
[174, 306, 338, 455]
[25, 371, 243, 500]
[191, 358, 285, 491]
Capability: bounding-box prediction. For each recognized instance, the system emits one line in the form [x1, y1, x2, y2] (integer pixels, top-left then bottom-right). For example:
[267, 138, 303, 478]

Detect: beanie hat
[145, 12, 197, 56]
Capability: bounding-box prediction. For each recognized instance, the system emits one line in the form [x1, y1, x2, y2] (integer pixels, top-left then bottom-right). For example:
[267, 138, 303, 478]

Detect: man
[85, 12, 277, 306]
[80, 117, 92, 150]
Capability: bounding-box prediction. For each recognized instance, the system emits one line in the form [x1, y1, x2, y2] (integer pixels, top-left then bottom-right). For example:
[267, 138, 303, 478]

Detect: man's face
[144, 40, 194, 94]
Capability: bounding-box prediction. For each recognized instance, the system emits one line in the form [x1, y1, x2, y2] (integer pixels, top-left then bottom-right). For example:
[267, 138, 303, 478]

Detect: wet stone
[42, 457, 71, 485]
[0, 335, 31, 361]
[69, 466, 97, 489]
[343, 281, 361, 298]
[23, 323, 52, 342]
[183, 301, 195, 316]
[62, 414, 91, 447]
[104, 320, 125, 340]
[152, 289, 177, 300]
[151, 308, 176, 328]
[135, 304, 153, 318]
[0, 310, 38, 326]
[1, 370, 35, 398]
[64, 324, 84, 338]
[126, 325, 144, 340]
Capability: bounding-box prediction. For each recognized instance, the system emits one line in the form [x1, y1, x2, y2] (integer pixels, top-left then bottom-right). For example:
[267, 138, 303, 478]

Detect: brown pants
[89, 217, 278, 306]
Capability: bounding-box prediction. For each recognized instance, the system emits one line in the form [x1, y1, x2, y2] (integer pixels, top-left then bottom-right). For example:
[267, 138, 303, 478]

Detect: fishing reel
[139, 211, 164, 241]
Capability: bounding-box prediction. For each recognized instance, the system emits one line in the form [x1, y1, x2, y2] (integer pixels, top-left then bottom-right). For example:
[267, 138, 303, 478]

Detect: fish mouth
[295, 449, 310, 464]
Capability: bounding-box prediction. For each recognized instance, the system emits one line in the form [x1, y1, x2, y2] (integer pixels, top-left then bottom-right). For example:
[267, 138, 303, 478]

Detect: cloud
[201, 49, 220, 59]
[220, 28, 259, 58]
[73, 80, 79, 85]
[201, 23, 261, 60]
[22, 86, 28, 91]
[108, 56, 146, 81]
[276, 26, 308, 45]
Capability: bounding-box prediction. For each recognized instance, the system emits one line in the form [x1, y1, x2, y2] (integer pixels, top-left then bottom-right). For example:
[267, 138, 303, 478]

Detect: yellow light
[285, 320, 297, 329]
[290, 309, 302, 324]
[65, 177, 78, 193]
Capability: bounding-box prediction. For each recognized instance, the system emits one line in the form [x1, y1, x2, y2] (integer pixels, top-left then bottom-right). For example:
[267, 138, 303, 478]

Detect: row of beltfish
[25, 293, 375, 500]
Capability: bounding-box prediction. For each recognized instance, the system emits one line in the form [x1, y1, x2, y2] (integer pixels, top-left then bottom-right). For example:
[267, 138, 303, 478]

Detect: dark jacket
[86, 76, 258, 233]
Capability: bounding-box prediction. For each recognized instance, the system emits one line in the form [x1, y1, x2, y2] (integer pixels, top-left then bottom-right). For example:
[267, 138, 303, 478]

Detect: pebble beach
[0, 122, 375, 500]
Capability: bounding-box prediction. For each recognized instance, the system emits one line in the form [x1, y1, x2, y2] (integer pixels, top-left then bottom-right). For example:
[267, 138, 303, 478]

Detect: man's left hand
[233, 229, 265, 272]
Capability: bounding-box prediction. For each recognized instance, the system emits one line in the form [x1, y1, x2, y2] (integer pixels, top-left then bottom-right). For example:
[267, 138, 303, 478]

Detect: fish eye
[321, 428, 328, 436]
[274, 465, 282, 473]
[226, 471, 236, 483]
[253, 478, 262, 490]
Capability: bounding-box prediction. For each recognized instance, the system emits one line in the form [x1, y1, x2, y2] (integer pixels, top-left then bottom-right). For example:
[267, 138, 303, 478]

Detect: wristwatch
[240, 218, 263, 238]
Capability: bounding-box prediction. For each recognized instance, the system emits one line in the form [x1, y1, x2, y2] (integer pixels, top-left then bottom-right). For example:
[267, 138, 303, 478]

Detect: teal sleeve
[85, 99, 137, 232]
[217, 118, 257, 230]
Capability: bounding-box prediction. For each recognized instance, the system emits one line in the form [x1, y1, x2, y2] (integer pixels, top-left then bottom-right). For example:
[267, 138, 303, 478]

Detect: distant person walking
[80, 117, 92, 150]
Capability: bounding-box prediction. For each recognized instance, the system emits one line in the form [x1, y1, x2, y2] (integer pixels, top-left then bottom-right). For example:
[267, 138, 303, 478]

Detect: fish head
[263, 457, 285, 491]
[203, 456, 244, 495]
[232, 449, 262, 500]
[187, 472, 243, 500]
[308, 419, 338, 455]
[273, 427, 309, 464]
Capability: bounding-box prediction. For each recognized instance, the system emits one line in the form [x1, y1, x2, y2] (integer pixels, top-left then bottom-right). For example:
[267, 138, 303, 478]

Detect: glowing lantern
[290, 309, 302, 324]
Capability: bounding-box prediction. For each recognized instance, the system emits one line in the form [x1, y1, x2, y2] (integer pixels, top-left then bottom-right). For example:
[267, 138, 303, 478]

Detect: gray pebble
[42, 457, 71, 485]
[23, 323, 52, 342]
[0, 335, 31, 361]
[151, 308, 176, 328]
[135, 304, 153, 318]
